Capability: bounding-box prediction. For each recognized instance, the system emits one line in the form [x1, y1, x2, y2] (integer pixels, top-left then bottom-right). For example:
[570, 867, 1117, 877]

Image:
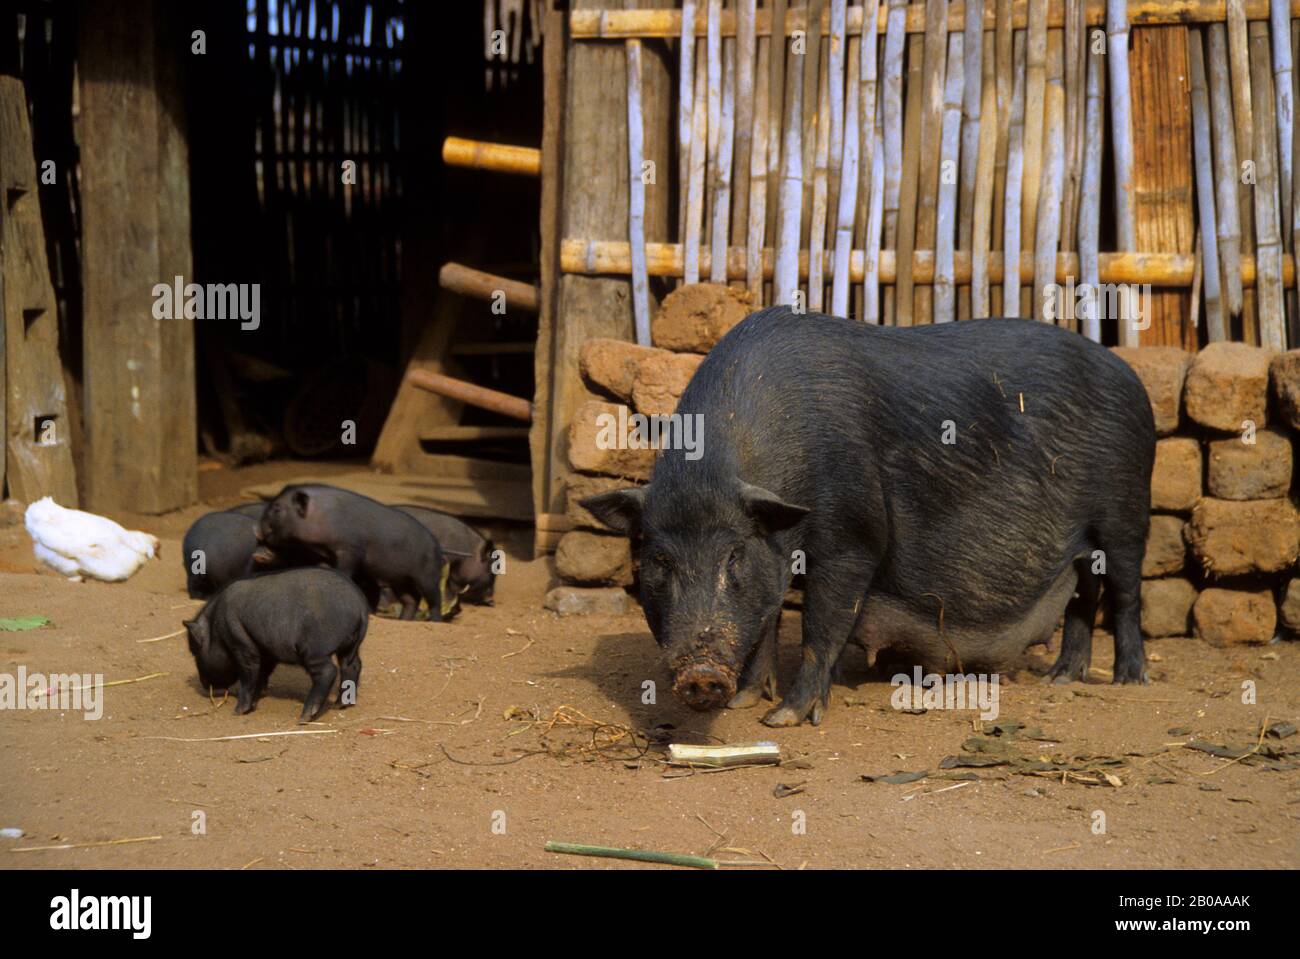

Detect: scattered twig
[544, 841, 718, 870]
[145, 729, 339, 743]
[137, 628, 186, 644]
[12, 835, 162, 852]
[501, 637, 535, 660]
[30, 671, 166, 699]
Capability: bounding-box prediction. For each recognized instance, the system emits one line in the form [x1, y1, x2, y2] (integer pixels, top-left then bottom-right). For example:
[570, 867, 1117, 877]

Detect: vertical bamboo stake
[824, 0, 847, 269]
[881, 0, 907, 324]
[1292, 19, 1300, 344]
[935, 33, 964, 324]
[774, 12, 806, 305]
[748, 38, 771, 301]
[1033, 31, 1065, 326]
[705, 0, 722, 253]
[1060, 0, 1086, 259]
[1207, 24, 1244, 322]
[1227, 0, 1257, 341]
[971, 30, 998, 318]
[800, 0, 827, 245]
[1107, 0, 1137, 343]
[832, 35, 861, 317]
[912, 0, 949, 325]
[1021, 0, 1048, 303]
[1250, 20, 1288, 350]
[855, 0, 881, 315]
[1003, 31, 1027, 317]
[1078, 35, 1105, 341]
[766, 0, 788, 250]
[1189, 31, 1226, 343]
[678, 0, 697, 248]
[957, 0, 984, 320]
[711, 41, 737, 283]
[732, 0, 757, 257]
[896, 32, 926, 327]
[808, 61, 832, 309]
[864, 96, 886, 322]
[626, 40, 651, 345]
[1271, 0, 1294, 259]
[684, 48, 709, 284]
[991, 0, 1013, 314]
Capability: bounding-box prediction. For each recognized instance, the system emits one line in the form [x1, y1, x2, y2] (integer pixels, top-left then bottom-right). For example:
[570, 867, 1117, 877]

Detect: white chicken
[24, 497, 160, 582]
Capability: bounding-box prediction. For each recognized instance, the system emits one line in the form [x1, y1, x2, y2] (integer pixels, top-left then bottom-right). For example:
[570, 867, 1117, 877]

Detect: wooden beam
[77, 0, 195, 513]
[438, 262, 539, 311]
[405, 370, 533, 423]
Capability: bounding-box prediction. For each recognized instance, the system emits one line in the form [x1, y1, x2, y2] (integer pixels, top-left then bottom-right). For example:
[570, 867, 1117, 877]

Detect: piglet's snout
[673, 662, 737, 711]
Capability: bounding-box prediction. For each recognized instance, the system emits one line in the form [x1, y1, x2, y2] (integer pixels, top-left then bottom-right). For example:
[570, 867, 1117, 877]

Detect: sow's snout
[671, 660, 738, 711]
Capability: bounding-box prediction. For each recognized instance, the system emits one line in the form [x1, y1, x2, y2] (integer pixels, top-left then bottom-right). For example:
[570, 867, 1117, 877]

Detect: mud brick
[651, 283, 753, 352]
[1142, 515, 1188, 577]
[632, 351, 705, 417]
[565, 472, 642, 531]
[1271, 350, 1300, 431]
[1281, 578, 1300, 633]
[1150, 437, 1202, 511]
[555, 530, 633, 586]
[1112, 347, 1192, 435]
[1193, 588, 1277, 646]
[1183, 342, 1272, 432]
[1140, 577, 1197, 638]
[579, 338, 665, 403]
[1186, 497, 1300, 576]
[544, 586, 633, 617]
[1206, 429, 1293, 500]
[568, 401, 656, 481]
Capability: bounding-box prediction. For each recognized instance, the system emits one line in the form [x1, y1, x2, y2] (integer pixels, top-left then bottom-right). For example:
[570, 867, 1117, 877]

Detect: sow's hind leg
[1046, 561, 1100, 683]
[1103, 540, 1148, 684]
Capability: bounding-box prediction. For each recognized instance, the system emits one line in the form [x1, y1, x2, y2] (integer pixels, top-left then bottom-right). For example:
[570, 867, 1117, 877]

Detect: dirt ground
[1, 462, 1297, 870]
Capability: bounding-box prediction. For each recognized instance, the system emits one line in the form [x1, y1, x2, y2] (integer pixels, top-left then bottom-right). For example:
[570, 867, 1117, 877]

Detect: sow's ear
[580, 487, 647, 534]
[738, 481, 809, 533]
[291, 489, 310, 517]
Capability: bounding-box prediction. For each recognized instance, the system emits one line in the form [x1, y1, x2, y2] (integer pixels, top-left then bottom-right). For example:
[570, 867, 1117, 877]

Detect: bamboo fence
[567, 0, 1300, 348]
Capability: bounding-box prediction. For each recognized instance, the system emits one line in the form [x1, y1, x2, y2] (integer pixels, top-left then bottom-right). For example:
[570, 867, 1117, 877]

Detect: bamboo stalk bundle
[957, 0, 984, 319]
[1022, 0, 1049, 303]
[1078, 36, 1105, 340]
[1033, 31, 1066, 325]
[971, 30, 998, 317]
[864, 96, 887, 321]
[678, 0, 697, 243]
[1250, 19, 1289, 349]
[935, 32, 966, 323]
[1189, 31, 1226, 342]
[774, 12, 806, 304]
[626, 39, 651, 345]
[832, 35, 862, 317]
[801, 0, 828, 240]
[824, 0, 848, 267]
[766, 0, 788, 245]
[992, 0, 1013, 314]
[1272, 0, 1295, 252]
[855, 0, 882, 311]
[808, 61, 832, 308]
[732, 0, 757, 254]
[912, 0, 949, 324]
[896, 32, 926, 325]
[684, 48, 709, 283]
[711, 41, 737, 283]
[1228, 0, 1258, 340]
[881, 0, 908, 322]
[1003, 31, 1027, 316]
[1207, 23, 1244, 321]
[748, 38, 772, 300]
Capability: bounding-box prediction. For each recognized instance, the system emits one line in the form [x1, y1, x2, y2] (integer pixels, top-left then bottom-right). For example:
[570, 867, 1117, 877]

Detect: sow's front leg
[727, 610, 780, 709]
[763, 556, 874, 727]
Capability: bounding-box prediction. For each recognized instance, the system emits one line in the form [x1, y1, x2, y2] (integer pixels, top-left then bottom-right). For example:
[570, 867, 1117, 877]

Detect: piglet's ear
[291, 490, 310, 517]
[580, 487, 647, 535]
[738, 481, 809, 534]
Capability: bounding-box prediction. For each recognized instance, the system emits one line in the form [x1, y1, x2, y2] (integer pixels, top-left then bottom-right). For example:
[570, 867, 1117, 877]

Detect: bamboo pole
[1107, 0, 1138, 344]
[1272, 0, 1294, 257]
[774, 9, 806, 305]
[732, 0, 757, 256]
[678, 0, 697, 244]
[1003, 31, 1027, 316]
[684, 45, 708, 284]
[864, 96, 887, 321]
[748, 38, 772, 300]
[825, 0, 848, 271]
[801, 0, 828, 240]
[626, 40, 651, 346]
[856, 0, 882, 316]
[705, 0, 723, 260]
[441, 137, 541, 176]
[832, 35, 862, 316]
[1228, 0, 1258, 340]
[1190, 30, 1226, 341]
[711, 41, 737, 283]
[913, 0, 949, 324]
[766, 0, 788, 247]
[1207, 23, 1244, 321]
[1293, 19, 1300, 343]
[1060, 0, 1086, 262]
[808, 58, 832, 308]
[992, 0, 1013, 314]
[1034, 31, 1066, 325]
[971, 30, 998, 316]
[896, 32, 926, 325]
[559, 238, 1300, 287]
[1022, 1, 1049, 311]
[935, 32, 965, 323]
[1078, 34, 1105, 340]
[1250, 19, 1289, 348]
[881, 0, 909, 322]
[957, 0, 984, 319]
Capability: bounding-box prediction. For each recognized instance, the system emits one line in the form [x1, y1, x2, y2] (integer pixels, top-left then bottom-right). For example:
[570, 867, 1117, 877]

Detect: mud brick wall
[553, 284, 1300, 645]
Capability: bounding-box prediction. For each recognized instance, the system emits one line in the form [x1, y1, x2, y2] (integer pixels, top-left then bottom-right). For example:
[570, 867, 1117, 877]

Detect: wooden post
[1107, 0, 1138, 345]
[1190, 31, 1226, 341]
[1249, 19, 1288, 350]
[78, 0, 195, 513]
[1207, 23, 1244, 324]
